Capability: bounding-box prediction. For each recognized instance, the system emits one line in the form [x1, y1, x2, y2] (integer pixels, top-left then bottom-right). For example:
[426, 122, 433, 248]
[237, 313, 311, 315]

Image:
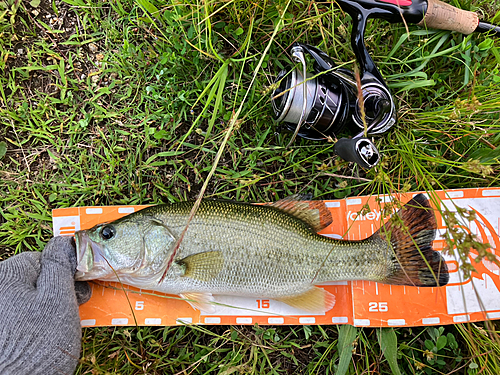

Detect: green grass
[1, 0, 500, 373]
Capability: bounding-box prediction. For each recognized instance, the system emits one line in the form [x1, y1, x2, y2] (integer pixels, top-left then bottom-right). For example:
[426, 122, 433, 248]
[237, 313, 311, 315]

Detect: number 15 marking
[256, 300, 270, 308]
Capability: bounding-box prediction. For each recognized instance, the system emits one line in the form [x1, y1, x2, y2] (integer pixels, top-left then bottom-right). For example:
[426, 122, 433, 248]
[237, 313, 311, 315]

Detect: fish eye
[100, 225, 116, 240]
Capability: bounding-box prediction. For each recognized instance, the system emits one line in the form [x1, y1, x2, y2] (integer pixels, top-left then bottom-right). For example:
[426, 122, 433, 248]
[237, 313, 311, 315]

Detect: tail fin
[376, 194, 449, 287]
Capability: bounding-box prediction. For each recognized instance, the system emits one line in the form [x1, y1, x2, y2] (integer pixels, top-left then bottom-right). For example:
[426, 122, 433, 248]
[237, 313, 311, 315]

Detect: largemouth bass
[75, 194, 448, 313]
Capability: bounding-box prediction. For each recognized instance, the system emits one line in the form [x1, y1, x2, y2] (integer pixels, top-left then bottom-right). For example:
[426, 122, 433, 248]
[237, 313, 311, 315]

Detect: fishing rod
[271, 0, 500, 168]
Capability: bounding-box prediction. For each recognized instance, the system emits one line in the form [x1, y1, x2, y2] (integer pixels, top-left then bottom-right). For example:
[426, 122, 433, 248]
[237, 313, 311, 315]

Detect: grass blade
[377, 328, 402, 375]
[206, 62, 229, 139]
[336, 325, 357, 375]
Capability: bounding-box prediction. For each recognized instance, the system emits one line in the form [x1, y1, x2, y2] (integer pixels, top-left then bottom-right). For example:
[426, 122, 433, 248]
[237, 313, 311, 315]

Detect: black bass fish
[75, 194, 448, 313]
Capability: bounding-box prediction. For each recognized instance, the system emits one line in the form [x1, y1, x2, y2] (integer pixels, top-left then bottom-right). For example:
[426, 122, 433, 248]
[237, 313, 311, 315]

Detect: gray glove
[0, 236, 92, 375]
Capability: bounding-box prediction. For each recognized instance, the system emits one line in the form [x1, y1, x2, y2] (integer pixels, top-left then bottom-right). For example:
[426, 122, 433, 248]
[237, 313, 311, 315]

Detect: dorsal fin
[267, 195, 333, 232]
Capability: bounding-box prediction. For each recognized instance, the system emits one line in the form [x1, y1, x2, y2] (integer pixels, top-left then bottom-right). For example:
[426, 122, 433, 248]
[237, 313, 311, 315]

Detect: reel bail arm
[286, 45, 309, 148]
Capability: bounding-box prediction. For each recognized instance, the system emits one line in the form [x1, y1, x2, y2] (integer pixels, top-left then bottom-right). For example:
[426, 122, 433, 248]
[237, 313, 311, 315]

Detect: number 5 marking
[135, 301, 145, 310]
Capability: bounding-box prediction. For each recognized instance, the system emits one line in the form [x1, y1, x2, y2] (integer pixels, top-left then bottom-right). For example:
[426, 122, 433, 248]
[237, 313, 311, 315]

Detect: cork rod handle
[418, 0, 479, 35]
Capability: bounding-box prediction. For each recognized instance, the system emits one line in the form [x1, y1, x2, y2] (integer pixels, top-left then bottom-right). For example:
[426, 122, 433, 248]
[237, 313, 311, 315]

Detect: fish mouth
[75, 230, 109, 280]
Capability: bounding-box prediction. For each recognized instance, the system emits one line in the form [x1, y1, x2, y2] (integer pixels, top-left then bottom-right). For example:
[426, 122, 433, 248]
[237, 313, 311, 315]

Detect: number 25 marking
[256, 300, 270, 309]
[368, 302, 388, 312]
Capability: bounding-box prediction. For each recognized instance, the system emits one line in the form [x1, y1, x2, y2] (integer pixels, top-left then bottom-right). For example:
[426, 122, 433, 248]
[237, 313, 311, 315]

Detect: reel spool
[272, 65, 351, 141]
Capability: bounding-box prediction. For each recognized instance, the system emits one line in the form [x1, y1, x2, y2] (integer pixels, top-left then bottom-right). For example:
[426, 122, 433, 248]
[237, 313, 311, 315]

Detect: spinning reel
[271, 0, 500, 169]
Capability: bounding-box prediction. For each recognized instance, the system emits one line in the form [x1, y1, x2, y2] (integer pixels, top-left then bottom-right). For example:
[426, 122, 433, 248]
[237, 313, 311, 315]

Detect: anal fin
[180, 292, 216, 313]
[277, 287, 335, 314]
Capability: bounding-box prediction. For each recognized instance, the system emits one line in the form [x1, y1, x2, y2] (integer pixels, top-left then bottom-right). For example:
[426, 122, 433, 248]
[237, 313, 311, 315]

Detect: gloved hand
[0, 236, 92, 375]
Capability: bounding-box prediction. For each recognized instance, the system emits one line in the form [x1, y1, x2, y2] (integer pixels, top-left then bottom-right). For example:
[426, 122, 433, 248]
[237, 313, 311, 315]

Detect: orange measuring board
[52, 188, 500, 327]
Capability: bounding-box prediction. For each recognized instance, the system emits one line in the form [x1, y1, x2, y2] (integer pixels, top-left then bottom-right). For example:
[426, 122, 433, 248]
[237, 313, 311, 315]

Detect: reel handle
[334, 137, 380, 169]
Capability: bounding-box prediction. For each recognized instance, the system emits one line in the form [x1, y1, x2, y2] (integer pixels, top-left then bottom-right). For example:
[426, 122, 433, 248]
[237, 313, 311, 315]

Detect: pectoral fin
[277, 287, 335, 313]
[180, 292, 216, 313]
[178, 251, 224, 282]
